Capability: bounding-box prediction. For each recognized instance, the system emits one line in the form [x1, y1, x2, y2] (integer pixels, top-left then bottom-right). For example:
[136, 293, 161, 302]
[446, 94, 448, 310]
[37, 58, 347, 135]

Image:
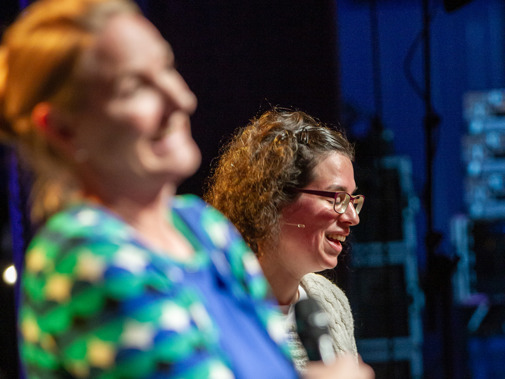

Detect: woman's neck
[258, 247, 302, 306]
[85, 183, 195, 261]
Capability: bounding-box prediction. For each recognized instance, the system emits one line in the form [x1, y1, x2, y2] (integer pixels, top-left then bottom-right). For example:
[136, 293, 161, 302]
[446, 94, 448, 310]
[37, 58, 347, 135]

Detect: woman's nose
[340, 203, 360, 226]
[160, 70, 197, 114]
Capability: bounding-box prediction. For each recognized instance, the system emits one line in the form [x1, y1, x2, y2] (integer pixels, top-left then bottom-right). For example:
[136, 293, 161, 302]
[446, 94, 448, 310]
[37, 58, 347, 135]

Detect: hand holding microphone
[296, 298, 375, 379]
[295, 297, 335, 364]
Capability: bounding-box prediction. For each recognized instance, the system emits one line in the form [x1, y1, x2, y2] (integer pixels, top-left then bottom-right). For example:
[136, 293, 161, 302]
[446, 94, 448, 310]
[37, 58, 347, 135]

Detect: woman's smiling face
[65, 13, 201, 195]
[275, 152, 360, 279]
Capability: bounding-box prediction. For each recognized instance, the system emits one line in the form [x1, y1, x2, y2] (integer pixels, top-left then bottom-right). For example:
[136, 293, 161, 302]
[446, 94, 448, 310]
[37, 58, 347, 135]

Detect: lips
[151, 127, 170, 142]
[151, 129, 173, 155]
[326, 233, 346, 243]
[150, 118, 183, 156]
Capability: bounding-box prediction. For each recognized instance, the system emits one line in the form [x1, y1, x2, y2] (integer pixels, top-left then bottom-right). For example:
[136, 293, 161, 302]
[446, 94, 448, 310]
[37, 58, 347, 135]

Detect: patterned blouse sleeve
[20, 206, 235, 378]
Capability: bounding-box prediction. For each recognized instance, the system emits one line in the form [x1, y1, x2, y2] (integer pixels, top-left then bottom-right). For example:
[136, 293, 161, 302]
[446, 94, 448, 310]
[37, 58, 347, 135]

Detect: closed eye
[115, 75, 147, 98]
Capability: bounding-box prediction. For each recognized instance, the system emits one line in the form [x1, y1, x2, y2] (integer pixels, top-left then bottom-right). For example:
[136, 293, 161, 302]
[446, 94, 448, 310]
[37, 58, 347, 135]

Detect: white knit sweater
[284, 272, 357, 372]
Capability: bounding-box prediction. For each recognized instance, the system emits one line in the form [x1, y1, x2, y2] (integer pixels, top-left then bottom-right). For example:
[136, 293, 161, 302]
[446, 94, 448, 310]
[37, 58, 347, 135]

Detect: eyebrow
[113, 45, 174, 80]
[325, 184, 358, 194]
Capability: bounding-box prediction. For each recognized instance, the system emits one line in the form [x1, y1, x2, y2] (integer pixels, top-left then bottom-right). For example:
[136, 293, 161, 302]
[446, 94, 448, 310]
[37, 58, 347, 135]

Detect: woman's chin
[166, 158, 201, 186]
[177, 148, 202, 179]
[144, 144, 202, 185]
[319, 255, 340, 271]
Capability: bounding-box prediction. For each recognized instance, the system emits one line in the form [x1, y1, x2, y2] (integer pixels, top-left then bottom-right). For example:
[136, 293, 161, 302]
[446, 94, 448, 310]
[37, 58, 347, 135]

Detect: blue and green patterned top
[19, 195, 297, 378]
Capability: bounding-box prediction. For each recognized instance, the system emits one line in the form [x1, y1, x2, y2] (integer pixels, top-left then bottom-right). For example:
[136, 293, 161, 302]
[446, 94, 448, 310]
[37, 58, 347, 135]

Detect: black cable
[370, 0, 383, 125]
[421, 1, 454, 379]
[403, 5, 443, 158]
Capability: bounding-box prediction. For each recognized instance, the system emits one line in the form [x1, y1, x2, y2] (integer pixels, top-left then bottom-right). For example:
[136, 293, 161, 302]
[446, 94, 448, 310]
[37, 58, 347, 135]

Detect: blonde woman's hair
[0, 0, 139, 222]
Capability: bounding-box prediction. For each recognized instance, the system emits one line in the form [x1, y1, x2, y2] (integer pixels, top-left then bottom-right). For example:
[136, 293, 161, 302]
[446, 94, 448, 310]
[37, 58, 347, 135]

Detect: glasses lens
[334, 193, 364, 214]
[334, 192, 350, 214]
[353, 196, 364, 214]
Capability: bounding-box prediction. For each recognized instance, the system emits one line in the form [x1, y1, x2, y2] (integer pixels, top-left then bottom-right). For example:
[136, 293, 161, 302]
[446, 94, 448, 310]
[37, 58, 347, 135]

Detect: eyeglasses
[296, 189, 365, 215]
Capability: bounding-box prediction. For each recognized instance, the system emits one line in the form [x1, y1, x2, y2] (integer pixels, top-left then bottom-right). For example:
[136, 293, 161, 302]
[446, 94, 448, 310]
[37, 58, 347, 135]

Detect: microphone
[284, 223, 305, 228]
[294, 297, 335, 364]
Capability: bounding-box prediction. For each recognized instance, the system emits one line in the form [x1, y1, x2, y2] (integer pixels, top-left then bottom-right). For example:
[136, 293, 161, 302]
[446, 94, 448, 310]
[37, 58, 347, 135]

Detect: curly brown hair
[204, 108, 354, 256]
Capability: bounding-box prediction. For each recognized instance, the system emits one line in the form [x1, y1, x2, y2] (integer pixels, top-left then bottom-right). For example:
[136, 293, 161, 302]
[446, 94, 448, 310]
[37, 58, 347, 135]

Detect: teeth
[327, 234, 346, 242]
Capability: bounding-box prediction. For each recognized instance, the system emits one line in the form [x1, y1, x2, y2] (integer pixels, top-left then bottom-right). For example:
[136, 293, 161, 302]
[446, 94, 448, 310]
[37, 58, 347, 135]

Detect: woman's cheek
[112, 93, 164, 132]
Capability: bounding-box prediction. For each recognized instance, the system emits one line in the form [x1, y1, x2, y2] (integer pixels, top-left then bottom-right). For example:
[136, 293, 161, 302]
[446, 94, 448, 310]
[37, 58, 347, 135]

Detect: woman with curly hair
[205, 108, 364, 371]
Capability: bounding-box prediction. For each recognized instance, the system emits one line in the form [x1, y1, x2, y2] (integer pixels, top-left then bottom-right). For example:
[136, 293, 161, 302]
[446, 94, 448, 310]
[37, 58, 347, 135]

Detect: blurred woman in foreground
[1, 0, 372, 377]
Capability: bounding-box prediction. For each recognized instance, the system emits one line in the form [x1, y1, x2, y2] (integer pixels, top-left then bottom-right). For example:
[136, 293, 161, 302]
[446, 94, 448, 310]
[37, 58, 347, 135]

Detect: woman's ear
[32, 102, 76, 154]
[31, 102, 51, 133]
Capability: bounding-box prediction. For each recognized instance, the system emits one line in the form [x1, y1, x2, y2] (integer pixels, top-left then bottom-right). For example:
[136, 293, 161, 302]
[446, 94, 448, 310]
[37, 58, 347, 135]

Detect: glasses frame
[296, 189, 364, 214]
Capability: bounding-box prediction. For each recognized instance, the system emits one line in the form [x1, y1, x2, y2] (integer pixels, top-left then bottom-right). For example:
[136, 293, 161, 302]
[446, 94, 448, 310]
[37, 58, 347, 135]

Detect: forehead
[87, 13, 173, 77]
[311, 152, 356, 191]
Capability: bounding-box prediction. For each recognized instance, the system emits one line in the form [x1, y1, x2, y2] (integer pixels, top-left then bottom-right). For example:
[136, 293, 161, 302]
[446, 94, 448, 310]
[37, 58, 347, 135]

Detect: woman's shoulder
[172, 194, 247, 250]
[300, 273, 345, 294]
[25, 203, 137, 278]
[300, 273, 351, 311]
[40, 202, 126, 238]
[173, 194, 229, 224]
[172, 193, 206, 210]
[300, 274, 357, 355]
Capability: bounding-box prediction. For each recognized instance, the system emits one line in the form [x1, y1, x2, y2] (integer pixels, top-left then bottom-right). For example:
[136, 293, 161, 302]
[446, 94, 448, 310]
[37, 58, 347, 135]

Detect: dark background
[2, 0, 505, 378]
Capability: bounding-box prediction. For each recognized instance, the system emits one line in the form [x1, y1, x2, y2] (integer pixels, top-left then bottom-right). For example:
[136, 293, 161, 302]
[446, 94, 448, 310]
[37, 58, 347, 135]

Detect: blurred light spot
[3, 265, 17, 285]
